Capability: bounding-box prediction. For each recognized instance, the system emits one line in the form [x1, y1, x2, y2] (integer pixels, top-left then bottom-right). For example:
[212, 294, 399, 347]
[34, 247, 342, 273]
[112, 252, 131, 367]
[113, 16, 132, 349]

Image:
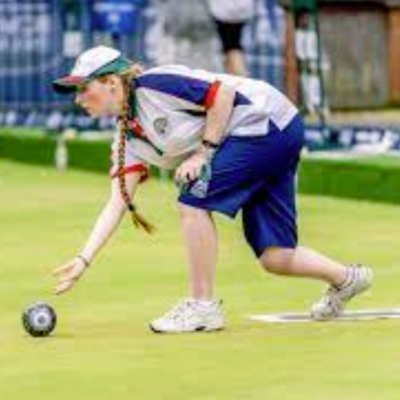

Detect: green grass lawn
[1, 159, 400, 400]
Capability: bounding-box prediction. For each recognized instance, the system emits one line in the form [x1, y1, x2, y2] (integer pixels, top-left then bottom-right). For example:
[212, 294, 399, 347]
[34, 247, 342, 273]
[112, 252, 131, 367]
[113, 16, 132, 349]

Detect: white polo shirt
[110, 64, 298, 173]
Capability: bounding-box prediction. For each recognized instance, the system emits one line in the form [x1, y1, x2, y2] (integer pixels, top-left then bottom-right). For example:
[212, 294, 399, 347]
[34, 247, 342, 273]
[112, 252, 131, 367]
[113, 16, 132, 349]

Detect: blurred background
[0, 0, 289, 131]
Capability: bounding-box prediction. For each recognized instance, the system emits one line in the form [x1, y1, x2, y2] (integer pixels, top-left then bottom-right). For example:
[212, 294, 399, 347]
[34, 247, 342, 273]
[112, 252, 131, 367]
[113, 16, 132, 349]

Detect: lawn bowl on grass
[22, 302, 57, 337]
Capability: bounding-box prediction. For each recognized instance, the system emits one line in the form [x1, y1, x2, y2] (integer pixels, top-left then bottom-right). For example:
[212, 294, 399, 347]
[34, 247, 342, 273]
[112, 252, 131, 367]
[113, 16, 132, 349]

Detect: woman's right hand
[53, 257, 89, 295]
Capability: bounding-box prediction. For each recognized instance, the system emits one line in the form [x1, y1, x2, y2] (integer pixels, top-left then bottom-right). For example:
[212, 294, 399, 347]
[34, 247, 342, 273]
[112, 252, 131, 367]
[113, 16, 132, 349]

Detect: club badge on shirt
[153, 117, 170, 137]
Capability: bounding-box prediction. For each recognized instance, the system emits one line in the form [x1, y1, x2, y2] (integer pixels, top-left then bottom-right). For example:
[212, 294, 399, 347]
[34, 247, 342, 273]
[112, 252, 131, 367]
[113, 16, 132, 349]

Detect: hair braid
[117, 76, 155, 234]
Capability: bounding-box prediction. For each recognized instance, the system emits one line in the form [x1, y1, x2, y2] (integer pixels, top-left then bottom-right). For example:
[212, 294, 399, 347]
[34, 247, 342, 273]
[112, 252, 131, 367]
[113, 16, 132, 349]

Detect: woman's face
[74, 76, 123, 117]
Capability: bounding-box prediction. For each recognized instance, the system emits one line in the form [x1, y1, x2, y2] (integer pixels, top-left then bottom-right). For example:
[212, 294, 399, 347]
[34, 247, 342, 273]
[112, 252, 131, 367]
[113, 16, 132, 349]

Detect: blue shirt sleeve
[136, 72, 213, 107]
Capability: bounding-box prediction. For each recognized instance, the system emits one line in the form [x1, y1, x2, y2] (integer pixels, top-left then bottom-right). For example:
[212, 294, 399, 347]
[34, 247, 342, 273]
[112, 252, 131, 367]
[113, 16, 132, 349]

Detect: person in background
[52, 45, 373, 334]
[206, 0, 254, 76]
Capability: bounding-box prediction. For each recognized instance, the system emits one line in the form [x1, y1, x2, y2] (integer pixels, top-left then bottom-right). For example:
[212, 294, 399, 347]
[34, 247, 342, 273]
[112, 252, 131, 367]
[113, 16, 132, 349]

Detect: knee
[259, 247, 296, 275]
[178, 203, 208, 224]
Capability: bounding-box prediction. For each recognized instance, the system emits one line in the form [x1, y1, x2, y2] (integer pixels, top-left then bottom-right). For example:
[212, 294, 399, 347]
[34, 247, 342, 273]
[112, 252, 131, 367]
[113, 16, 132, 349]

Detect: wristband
[77, 254, 90, 268]
[201, 139, 219, 149]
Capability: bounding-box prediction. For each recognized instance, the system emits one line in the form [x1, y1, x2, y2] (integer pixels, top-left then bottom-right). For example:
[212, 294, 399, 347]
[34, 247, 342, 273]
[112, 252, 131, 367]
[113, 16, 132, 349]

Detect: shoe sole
[149, 323, 225, 334]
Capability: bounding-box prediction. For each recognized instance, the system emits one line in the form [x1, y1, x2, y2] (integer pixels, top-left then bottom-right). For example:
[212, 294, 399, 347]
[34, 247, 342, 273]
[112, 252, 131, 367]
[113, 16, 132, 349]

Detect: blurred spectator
[145, 0, 217, 69]
[294, 9, 330, 117]
[242, 0, 286, 89]
[206, 0, 254, 76]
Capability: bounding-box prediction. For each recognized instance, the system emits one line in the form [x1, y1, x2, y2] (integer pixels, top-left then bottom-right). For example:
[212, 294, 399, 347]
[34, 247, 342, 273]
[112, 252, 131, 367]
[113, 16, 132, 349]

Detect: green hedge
[0, 135, 110, 172]
[67, 140, 110, 173]
[0, 135, 56, 166]
[0, 134, 162, 176]
[299, 158, 400, 204]
[1, 134, 400, 204]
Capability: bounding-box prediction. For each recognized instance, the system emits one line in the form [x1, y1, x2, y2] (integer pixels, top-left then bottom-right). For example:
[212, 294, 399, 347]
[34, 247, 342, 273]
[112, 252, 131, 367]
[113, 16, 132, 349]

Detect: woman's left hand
[175, 152, 207, 185]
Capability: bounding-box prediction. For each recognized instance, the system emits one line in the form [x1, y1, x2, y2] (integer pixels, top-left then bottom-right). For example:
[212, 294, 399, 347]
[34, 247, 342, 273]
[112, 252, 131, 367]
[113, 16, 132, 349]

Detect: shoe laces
[162, 299, 198, 321]
[321, 266, 358, 303]
[316, 285, 341, 308]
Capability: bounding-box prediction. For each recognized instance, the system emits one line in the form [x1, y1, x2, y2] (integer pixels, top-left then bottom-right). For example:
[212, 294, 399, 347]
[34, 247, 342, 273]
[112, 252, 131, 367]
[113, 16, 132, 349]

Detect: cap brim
[53, 56, 132, 94]
[52, 76, 87, 94]
[91, 56, 132, 77]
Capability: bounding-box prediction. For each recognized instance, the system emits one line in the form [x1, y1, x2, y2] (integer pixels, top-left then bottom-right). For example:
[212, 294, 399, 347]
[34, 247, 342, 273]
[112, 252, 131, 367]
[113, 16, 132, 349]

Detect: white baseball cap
[53, 45, 131, 94]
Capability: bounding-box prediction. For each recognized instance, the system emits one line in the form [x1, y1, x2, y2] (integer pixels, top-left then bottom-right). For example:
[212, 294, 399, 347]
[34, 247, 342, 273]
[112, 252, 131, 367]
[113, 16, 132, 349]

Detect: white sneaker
[311, 264, 373, 320]
[149, 299, 225, 333]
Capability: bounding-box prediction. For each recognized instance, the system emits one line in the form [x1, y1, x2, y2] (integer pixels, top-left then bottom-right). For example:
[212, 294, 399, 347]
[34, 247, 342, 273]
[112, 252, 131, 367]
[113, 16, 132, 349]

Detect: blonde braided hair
[116, 65, 155, 234]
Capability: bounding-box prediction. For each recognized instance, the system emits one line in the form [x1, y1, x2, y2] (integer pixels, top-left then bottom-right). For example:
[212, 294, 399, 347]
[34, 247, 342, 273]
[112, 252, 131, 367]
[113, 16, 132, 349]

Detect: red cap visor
[52, 76, 87, 94]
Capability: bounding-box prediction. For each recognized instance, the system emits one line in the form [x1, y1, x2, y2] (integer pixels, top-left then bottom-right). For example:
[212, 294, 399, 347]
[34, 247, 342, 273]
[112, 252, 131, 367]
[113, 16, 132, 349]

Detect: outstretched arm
[53, 172, 141, 294]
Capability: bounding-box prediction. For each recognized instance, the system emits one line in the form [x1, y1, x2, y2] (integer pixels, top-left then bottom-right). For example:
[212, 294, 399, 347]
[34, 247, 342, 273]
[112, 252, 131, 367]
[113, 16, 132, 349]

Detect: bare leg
[224, 50, 248, 77]
[260, 246, 348, 286]
[178, 204, 217, 300]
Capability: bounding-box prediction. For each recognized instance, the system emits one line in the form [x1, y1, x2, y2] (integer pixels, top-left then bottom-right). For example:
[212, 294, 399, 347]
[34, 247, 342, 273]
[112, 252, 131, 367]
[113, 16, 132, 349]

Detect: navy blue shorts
[178, 114, 305, 257]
